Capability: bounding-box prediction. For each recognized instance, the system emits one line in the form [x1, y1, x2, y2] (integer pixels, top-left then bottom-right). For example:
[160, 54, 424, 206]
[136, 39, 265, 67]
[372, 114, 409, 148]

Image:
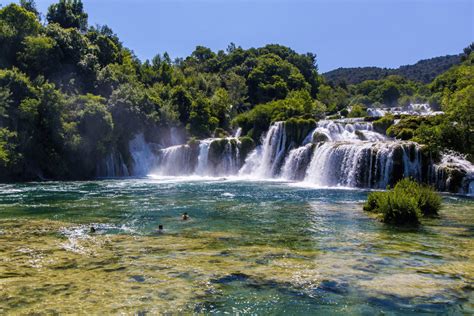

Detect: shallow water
[0, 179, 472, 314]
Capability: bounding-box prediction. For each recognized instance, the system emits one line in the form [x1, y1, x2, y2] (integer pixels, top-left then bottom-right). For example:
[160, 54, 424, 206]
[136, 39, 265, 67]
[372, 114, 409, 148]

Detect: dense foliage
[364, 178, 442, 225]
[378, 53, 474, 160]
[324, 54, 461, 85]
[0, 1, 471, 181]
[0, 1, 322, 180]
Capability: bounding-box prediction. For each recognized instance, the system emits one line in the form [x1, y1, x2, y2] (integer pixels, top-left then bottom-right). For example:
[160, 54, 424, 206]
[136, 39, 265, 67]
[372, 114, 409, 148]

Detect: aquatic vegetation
[364, 178, 442, 225]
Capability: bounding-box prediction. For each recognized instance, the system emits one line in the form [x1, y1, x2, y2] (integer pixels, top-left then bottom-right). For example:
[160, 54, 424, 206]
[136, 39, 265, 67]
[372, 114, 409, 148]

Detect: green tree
[0, 128, 17, 168]
[247, 54, 309, 104]
[19, 0, 40, 18]
[17, 35, 59, 76]
[210, 88, 232, 129]
[171, 86, 192, 124]
[63, 94, 114, 177]
[187, 96, 217, 137]
[47, 0, 88, 31]
[0, 4, 41, 67]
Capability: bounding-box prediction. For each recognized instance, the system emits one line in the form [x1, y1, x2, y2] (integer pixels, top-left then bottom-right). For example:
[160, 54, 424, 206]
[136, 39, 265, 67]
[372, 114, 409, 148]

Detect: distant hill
[323, 54, 461, 85]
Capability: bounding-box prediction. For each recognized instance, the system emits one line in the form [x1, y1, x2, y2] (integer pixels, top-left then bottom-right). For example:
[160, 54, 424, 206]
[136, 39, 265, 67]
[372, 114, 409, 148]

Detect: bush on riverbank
[363, 178, 442, 225]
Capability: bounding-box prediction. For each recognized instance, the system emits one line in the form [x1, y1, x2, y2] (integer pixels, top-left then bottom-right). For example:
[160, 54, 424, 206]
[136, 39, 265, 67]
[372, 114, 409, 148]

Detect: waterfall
[129, 133, 158, 176]
[280, 144, 314, 181]
[308, 119, 387, 142]
[303, 141, 422, 188]
[366, 103, 443, 118]
[155, 144, 196, 176]
[234, 128, 242, 138]
[96, 151, 129, 178]
[195, 140, 212, 176]
[240, 122, 287, 178]
[218, 138, 241, 175]
[431, 152, 474, 195]
[116, 121, 473, 195]
[149, 137, 244, 177]
[195, 138, 242, 176]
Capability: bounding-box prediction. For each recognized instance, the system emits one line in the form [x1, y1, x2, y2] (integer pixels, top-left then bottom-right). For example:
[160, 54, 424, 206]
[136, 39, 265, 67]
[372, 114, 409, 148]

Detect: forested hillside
[324, 54, 461, 85]
[0, 0, 472, 181]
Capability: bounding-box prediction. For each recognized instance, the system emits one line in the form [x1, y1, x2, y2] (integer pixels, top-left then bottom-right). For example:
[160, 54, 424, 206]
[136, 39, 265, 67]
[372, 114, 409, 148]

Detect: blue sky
[4, 0, 473, 72]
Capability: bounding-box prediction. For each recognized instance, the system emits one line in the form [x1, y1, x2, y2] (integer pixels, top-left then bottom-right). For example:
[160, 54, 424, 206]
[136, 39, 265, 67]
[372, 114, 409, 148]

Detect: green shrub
[363, 191, 387, 212]
[378, 192, 421, 225]
[372, 115, 394, 134]
[396, 128, 414, 140]
[417, 185, 442, 216]
[363, 178, 442, 225]
[348, 104, 367, 118]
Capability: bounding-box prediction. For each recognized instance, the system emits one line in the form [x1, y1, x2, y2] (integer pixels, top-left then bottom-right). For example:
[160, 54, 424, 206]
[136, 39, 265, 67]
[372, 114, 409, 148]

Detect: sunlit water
[0, 178, 472, 314]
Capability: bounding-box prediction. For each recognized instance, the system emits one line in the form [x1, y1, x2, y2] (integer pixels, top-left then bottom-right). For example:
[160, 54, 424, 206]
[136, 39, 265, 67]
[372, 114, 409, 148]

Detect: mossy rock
[312, 132, 329, 144]
[445, 167, 467, 193]
[372, 115, 394, 134]
[213, 128, 229, 138]
[238, 136, 255, 162]
[355, 130, 367, 141]
[327, 114, 341, 120]
[208, 139, 228, 166]
[284, 118, 317, 146]
[396, 128, 414, 140]
[187, 137, 200, 151]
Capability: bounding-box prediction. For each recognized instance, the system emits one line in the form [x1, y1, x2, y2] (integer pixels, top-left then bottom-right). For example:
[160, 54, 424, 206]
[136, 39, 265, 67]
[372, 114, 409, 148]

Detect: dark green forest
[323, 54, 462, 85]
[0, 0, 472, 181]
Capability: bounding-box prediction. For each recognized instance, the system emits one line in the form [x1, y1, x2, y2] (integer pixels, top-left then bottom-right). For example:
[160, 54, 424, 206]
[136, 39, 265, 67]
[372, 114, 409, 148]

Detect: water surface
[0, 179, 472, 314]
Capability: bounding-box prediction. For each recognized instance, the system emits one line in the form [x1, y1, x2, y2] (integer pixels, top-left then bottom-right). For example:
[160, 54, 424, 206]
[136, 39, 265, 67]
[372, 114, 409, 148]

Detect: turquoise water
[0, 178, 473, 314]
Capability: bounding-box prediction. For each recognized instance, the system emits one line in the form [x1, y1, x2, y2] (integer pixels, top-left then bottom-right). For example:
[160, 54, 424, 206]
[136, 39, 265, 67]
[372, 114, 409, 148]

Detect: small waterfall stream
[240, 122, 287, 178]
[155, 144, 196, 176]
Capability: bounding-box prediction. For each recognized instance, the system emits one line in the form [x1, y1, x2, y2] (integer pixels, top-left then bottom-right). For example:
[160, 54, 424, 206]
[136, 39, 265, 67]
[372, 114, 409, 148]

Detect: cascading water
[280, 144, 314, 181]
[431, 152, 474, 195]
[129, 133, 159, 176]
[239, 122, 287, 178]
[96, 151, 129, 178]
[120, 118, 473, 195]
[149, 137, 244, 177]
[154, 144, 196, 176]
[195, 137, 242, 176]
[302, 141, 422, 188]
[195, 140, 212, 176]
[366, 103, 443, 117]
[308, 119, 387, 142]
[297, 119, 424, 188]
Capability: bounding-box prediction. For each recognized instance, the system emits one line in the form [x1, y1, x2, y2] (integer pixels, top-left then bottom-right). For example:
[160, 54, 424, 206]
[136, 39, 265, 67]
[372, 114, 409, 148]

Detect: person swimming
[182, 212, 189, 221]
[90, 226, 96, 233]
[156, 224, 164, 233]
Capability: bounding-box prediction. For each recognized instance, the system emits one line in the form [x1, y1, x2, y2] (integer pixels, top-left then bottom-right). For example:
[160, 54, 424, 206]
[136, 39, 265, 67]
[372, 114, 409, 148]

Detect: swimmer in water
[157, 224, 164, 233]
[182, 212, 189, 221]
[90, 226, 96, 233]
